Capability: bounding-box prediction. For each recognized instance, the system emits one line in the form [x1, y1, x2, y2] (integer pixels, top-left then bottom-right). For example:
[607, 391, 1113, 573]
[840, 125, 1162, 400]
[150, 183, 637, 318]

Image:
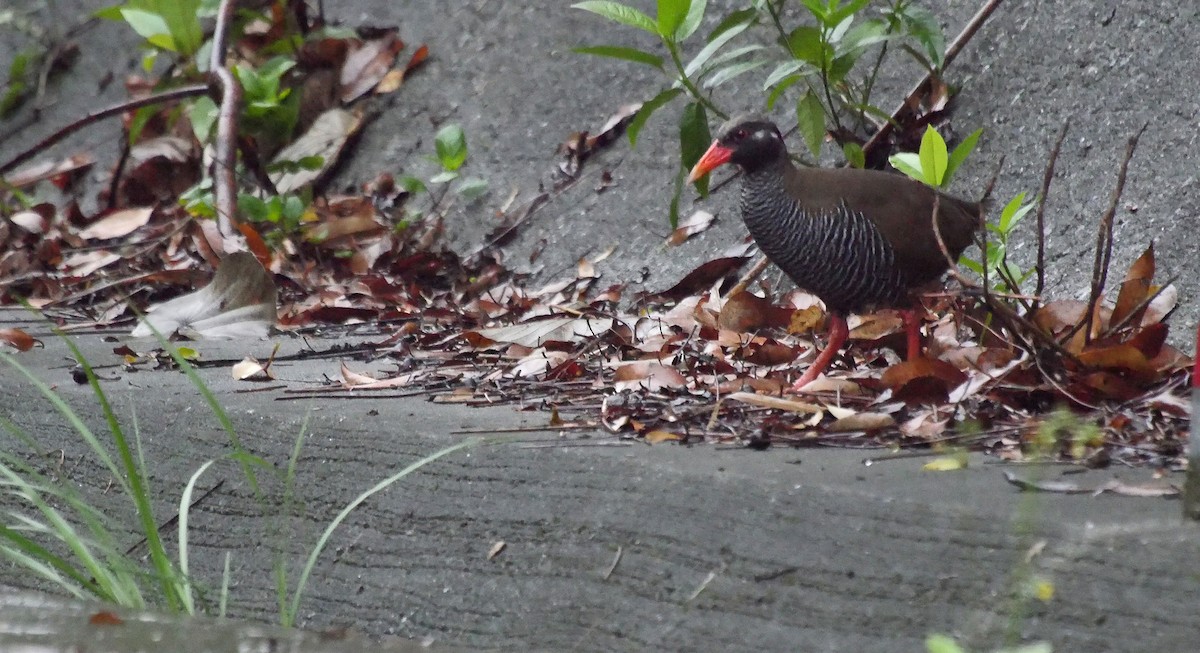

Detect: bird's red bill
[687, 141, 733, 183]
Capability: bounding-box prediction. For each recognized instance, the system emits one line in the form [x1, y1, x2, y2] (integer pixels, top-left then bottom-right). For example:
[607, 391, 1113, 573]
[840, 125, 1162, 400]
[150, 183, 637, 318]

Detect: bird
[686, 114, 982, 391]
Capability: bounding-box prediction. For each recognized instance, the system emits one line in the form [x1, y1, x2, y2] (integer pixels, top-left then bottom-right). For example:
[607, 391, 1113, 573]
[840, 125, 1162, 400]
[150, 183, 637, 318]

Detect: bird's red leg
[791, 312, 849, 391]
[902, 308, 923, 360]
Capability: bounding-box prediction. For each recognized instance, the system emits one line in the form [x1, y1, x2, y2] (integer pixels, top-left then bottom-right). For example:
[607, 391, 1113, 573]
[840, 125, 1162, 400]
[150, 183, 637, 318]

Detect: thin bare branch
[1033, 121, 1069, 309]
[0, 85, 208, 177]
[1079, 122, 1148, 344]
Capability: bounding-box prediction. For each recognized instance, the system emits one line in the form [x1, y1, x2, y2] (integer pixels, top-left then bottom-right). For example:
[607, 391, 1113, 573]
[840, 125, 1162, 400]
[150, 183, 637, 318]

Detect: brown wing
[783, 166, 982, 286]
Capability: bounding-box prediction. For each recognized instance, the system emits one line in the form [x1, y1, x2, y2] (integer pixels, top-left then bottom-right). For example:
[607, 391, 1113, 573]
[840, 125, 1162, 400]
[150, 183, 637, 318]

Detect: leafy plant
[573, 0, 953, 224]
[97, 0, 204, 59]
[888, 125, 1034, 293]
[398, 123, 489, 226]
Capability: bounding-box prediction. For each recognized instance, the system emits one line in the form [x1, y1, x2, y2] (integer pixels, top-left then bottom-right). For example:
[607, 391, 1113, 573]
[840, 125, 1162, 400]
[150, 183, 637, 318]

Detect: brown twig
[0, 85, 208, 177]
[1033, 121, 1069, 309]
[727, 256, 771, 297]
[1077, 122, 1148, 345]
[861, 0, 1006, 158]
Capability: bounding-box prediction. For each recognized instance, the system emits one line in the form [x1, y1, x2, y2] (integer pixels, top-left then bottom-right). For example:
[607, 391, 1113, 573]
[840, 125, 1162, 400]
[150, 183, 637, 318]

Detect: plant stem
[666, 40, 727, 120]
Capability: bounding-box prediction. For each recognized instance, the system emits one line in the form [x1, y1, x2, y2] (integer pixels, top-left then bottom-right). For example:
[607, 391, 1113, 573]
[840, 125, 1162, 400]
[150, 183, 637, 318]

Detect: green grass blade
[283, 438, 484, 626]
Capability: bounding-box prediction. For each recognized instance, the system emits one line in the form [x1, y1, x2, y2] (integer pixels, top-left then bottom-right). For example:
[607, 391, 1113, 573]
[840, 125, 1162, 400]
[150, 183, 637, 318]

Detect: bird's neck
[739, 156, 803, 230]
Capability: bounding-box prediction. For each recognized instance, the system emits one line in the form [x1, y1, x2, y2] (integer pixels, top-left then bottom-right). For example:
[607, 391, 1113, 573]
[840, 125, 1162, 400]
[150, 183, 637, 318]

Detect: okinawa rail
[687, 114, 982, 390]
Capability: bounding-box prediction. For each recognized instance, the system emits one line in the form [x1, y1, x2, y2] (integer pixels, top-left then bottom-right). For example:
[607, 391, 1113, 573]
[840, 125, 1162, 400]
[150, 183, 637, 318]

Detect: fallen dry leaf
[666, 210, 715, 246]
[645, 430, 683, 444]
[827, 412, 895, 432]
[232, 357, 274, 381]
[133, 251, 277, 339]
[487, 540, 506, 560]
[0, 328, 39, 351]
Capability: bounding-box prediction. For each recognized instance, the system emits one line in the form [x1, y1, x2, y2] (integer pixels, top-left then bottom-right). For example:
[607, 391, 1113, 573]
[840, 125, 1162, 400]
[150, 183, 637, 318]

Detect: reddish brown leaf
[1110, 245, 1154, 329]
[89, 610, 123, 626]
[405, 44, 430, 73]
[1077, 343, 1159, 382]
[643, 257, 747, 303]
[0, 328, 39, 351]
[718, 292, 772, 332]
[881, 357, 968, 404]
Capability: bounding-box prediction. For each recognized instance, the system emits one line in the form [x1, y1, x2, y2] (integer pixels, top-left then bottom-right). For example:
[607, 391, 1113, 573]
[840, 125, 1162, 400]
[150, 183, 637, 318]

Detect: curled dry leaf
[487, 540, 506, 560]
[726, 391, 821, 414]
[881, 357, 968, 404]
[717, 292, 773, 332]
[0, 328, 39, 351]
[340, 31, 404, 103]
[848, 313, 904, 340]
[645, 430, 683, 444]
[1110, 244, 1154, 329]
[827, 412, 895, 432]
[232, 357, 274, 381]
[612, 361, 686, 393]
[666, 210, 715, 246]
[271, 109, 365, 193]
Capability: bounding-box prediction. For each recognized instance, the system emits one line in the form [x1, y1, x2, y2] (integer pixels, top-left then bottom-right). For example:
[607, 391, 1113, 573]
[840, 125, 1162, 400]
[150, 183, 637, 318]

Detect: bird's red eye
[733, 128, 748, 140]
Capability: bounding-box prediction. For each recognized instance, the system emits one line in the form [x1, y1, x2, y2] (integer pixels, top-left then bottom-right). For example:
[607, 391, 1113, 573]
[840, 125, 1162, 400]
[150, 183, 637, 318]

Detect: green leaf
[925, 633, 967, 653]
[707, 7, 756, 42]
[676, 0, 707, 40]
[888, 152, 925, 182]
[430, 170, 459, 184]
[120, 9, 173, 50]
[766, 73, 806, 109]
[944, 128, 983, 186]
[692, 44, 765, 79]
[455, 177, 490, 201]
[237, 194, 269, 222]
[187, 96, 218, 144]
[679, 101, 711, 196]
[94, 5, 125, 20]
[958, 256, 984, 275]
[842, 142, 865, 169]
[795, 90, 826, 158]
[572, 1, 658, 35]
[762, 60, 813, 90]
[627, 87, 682, 147]
[918, 126, 948, 186]
[574, 45, 663, 69]
[656, 0, 690, 40]
[900, 5, 945, 69]
[684, 21, 750, 77]
[826, 0, 871, 31]
[836, 18, 891, 56]
[701, 58, 766, 88]
[157, 0, 202, 56]
[999, 192, 1032, 233]
[787, 25, 827, 66]
[799, 0, 830, 24]
[668, 167, 685, 228]
[399, 176, 427, 194]
[435, 124, 468, 171]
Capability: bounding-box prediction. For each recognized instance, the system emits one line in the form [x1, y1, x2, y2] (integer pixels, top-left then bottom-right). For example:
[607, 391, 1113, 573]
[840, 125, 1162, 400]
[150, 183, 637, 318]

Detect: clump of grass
[0, 321, 483, 622]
